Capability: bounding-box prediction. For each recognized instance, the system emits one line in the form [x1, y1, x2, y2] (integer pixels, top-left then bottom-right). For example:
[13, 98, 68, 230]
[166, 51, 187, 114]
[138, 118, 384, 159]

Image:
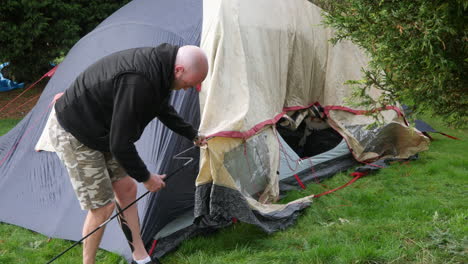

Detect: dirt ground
[0, 81, 47, 119]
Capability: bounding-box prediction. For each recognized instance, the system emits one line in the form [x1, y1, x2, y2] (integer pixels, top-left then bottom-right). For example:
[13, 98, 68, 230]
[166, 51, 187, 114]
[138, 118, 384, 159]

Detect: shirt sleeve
[157, 100, 198, 141]
[109, 73, 153, 182]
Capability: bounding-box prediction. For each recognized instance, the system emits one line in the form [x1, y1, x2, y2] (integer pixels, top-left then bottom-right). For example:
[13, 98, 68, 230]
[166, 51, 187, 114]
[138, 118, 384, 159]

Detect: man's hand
[143, 173, 166, 192]
[193, 135, 207, 147]
[53, 92, 64, 102]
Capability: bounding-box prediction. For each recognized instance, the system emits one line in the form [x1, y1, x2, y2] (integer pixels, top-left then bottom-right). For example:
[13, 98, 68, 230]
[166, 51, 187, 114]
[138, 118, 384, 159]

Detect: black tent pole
[46, 159, 193, 264]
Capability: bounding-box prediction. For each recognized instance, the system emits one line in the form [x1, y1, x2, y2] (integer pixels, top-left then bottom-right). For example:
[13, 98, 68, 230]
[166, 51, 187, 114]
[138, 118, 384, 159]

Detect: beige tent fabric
[198, 0, 428, 211]
[200, 0, 375, 136]
[327, 108, 430, 161]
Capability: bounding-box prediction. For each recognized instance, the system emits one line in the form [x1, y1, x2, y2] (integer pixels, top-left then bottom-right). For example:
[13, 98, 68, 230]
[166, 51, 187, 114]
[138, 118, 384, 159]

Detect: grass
[0, 119, 21, 135]
[0, 222, 125, 264]
[0, 117, 466, 264]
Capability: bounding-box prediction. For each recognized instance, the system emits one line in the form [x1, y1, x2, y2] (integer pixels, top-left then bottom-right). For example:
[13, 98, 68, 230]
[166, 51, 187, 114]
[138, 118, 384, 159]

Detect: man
[47, 43, 208, 264]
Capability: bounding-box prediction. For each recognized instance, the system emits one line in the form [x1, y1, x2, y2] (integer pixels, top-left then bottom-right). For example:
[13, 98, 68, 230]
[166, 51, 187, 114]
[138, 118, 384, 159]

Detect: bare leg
[82, 202, 115, 264]
[113, 176, 149, 260]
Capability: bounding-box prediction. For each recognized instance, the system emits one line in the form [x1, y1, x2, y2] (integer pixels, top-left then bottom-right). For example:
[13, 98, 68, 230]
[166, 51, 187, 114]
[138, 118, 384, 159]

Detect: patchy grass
[0, 117, 466, 263]
[0, 119, 21, 135]
[0, 222, 125, 264]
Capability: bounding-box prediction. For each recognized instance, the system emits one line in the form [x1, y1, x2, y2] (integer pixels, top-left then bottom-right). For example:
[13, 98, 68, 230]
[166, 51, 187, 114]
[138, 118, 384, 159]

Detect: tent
[193, 0, 429, 249]
[0, 0, 430, 261]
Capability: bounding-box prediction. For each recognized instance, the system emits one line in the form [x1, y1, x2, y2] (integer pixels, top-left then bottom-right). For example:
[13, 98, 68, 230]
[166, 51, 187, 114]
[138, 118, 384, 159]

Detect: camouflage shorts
[47, 107, 127, 210]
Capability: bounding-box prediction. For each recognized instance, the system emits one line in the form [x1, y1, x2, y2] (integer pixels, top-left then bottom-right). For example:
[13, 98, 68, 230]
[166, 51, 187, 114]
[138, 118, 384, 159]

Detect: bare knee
[122, 180, 137, 196]
[113, 177, 137, 202]
[89, 202, 115, 220]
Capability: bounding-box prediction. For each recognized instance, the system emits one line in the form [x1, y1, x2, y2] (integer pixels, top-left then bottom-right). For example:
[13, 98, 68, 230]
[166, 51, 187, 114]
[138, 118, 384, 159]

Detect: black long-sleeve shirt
[55, 44, 197, 182]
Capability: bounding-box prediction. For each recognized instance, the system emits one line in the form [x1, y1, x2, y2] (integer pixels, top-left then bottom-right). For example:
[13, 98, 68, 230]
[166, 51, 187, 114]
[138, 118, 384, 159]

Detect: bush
[318, 0, 467, 127]
[0, 0, 130, 82]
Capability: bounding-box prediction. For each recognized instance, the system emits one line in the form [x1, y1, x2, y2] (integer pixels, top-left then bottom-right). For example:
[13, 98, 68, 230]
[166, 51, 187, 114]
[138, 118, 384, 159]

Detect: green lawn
[0, 119, 22, 135]
[0, 118, 466, 264]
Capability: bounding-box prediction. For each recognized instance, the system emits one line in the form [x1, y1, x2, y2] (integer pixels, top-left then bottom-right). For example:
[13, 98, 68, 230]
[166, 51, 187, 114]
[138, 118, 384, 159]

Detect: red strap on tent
[0, 65, 57, 114]
[294, 174, 306, 189]
[206, 103, 406, 140]
[148, 239, 158, 256]
[4, 94, 41, 114]
[439, 132, 460, 140]
[350, 172, 367, 177]
[206, 103, 319, 139]
[44, 65, 57, 77]
[314, 172, 366, 198]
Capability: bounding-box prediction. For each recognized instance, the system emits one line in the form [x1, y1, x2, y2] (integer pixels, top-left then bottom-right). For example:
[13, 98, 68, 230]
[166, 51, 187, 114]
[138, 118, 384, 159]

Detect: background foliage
[0, 0, 130, 82]
[312, 0, 467, 126]
[1, 0, 466, 125]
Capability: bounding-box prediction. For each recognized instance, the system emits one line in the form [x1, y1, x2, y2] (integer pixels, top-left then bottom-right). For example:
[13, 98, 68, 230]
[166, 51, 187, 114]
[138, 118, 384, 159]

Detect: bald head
[172, 45, 208, 91]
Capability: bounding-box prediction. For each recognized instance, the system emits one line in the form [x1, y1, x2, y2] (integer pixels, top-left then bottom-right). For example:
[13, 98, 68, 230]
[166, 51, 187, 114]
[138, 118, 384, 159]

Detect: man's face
[172, 78, 196, 91]
[173, 65, 203, 91]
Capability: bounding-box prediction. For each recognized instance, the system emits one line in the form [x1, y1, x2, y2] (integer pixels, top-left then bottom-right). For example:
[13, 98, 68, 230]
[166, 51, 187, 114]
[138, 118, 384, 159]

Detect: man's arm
[157, 100, 198, 141]
[109, 73, 154, 182]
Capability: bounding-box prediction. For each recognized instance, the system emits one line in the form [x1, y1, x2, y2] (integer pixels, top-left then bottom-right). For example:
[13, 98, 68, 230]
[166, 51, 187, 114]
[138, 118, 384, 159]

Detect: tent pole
[46, 157, 194, 264]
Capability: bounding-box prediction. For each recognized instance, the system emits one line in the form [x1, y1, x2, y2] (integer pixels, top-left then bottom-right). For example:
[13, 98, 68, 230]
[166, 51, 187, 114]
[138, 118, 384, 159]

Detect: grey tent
[0, 0, 203, 260]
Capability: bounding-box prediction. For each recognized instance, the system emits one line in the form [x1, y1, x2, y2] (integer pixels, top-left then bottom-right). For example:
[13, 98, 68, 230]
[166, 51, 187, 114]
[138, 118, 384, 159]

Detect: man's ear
[174, 65, 184, 78]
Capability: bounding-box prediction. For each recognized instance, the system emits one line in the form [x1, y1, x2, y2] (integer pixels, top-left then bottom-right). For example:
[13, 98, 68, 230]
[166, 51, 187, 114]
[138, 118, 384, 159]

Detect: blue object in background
[0, 62, 25, 92]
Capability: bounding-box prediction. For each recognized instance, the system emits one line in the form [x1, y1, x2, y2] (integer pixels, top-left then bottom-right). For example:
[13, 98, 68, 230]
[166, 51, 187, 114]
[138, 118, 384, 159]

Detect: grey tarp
[0, 0, 202, 260]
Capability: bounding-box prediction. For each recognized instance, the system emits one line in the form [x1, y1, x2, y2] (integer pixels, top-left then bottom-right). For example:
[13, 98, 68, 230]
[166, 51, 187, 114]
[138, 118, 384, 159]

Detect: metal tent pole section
[46, 146, 196, 264]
